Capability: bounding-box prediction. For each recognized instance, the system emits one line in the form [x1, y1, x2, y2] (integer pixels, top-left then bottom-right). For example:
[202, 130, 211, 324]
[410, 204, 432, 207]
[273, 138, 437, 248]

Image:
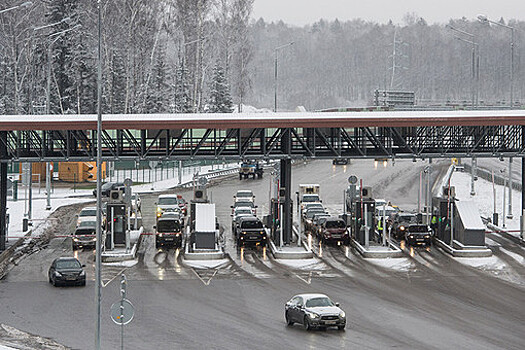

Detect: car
[231, 200, 257, 215]
[72, 219, 97, 250]
[318, 218, 349, 244]
[311, 215, 331, 235]
[332, 158, 349, 165]
[305, 212, 331, 232]
[239, 159, 263, 179]
[93, 182, 125, 197]
[300, 194, 321, 211]
[76, 206, 97, 227]
[235, 216, 266, 247]
[302, 202, 324, 214]
[156, 194, 186, 219]
[48, 257, 86, 287]
[404, 224, 432, 247]
[285, 293, 346, 331]
[231, 207, 255, 230]
[154, 213, 183, 249]
[375, 205, 398, 219]
[391, 213, 418, 240]
[302, 207, 326, 225]
[234, 190, 255, 203]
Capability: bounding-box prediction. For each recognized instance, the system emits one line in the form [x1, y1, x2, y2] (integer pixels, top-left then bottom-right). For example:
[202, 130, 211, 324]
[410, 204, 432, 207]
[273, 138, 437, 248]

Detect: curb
[0, 230, 32, 279]
[434, 238, 492, 257]
[183, 242, 225, 260]
[101, 243, 138, 262]
[350, 238, 404, 258]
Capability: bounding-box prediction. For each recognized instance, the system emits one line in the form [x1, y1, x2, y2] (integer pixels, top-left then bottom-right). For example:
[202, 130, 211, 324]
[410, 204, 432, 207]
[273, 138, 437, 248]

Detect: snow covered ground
[450, 169, 523, 238]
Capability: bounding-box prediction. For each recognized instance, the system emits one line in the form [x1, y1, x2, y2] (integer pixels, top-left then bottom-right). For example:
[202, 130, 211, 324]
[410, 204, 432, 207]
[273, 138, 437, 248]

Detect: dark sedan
[48, 257, 86, 287]
[404, 224, 432, 247]
[285, 293, 346, 331]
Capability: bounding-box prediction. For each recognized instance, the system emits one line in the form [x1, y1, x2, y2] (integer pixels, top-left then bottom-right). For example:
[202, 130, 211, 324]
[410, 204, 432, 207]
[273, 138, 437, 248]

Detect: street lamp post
[478, 15, 516, 108]
[95, 1, 103, 349]
[446, 25, 479, 107]
[274, 42, 294, 113]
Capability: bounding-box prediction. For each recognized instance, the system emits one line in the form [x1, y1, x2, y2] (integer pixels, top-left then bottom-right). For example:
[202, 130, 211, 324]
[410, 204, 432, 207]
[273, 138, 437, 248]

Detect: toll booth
[453, 201, 485, 246]
[353, 200, 376, 245]
[191, 203, 217, 250]
[106, 203, 127, 249]
[266, 198, 293, 246]
[433, 197, 453, 243]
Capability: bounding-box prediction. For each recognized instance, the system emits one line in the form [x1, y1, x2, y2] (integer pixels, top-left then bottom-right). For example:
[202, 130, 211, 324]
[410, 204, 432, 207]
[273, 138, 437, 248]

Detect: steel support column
[280, 128, 292, 245]
[0, 131, 8, 250]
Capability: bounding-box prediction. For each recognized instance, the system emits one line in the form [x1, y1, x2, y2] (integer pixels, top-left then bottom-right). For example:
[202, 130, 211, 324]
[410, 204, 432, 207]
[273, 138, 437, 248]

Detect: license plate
[325, 321, 336, 325]
[249, 237, 259, 240]
[66, 277, 76, 281]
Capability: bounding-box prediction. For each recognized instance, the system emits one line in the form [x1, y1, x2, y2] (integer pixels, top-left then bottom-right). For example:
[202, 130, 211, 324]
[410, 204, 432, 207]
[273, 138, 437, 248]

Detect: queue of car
[154, 194, 187, 249]
[231, 190, 266, 247]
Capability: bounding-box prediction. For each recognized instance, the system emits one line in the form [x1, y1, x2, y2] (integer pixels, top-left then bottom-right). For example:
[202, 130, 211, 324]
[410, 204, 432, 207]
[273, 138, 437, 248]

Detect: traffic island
[268, 229, 314, 259]
[101, 242, 138, 263]
[183, 243, 225, 260]
[350, 238, 404, 258]
[434, 238, 492, 258]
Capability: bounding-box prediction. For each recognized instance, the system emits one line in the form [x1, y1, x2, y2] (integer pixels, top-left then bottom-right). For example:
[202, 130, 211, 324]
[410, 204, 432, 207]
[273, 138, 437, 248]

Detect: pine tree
[173, 59, 193, 113]
[207, 61, 233, 113]
[146, 43, 171, 113]
[109, 52, 126, 114]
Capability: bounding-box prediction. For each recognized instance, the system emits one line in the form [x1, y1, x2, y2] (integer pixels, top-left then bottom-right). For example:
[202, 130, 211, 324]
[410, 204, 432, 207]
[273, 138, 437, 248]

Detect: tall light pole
[274, 42, 294, 112]
[95, 1, 103, 349]
[34, 22, 80, 210]
[446, 24, 479, 107]
[478, 15, 516, 108]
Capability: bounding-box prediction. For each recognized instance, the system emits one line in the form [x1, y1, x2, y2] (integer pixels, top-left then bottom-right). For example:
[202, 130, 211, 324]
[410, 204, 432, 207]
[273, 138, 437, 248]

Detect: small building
[454, 201, 485, 246]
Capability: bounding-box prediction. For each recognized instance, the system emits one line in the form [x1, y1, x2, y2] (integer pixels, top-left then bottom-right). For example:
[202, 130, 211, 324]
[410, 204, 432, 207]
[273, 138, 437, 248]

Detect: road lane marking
[191, 268, 218, 286]
[295, 271, 313, 284]
[102, 267, 127, 287]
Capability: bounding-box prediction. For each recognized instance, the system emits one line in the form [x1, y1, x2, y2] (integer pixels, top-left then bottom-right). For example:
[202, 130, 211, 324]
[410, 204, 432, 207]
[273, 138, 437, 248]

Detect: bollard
[493, 213, 498, 227]
[22, 218, 28, 232]
[13, 180, 18, 201]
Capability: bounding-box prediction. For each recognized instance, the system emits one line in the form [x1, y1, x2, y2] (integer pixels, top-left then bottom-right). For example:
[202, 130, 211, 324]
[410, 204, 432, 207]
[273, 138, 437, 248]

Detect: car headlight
[54, 271, 62, 276]
[425, 235, 430, 238]
[399, 226, 405, 231]
[80, 270, 86, 276]
[307, 312, 320, 319]
[73, 238, 79, 242]
[339, 311, 346, 318]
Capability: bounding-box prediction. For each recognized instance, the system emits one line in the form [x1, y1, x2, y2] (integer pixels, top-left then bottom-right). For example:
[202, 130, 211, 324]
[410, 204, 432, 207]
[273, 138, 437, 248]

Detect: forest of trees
[0, 0, 523, 115]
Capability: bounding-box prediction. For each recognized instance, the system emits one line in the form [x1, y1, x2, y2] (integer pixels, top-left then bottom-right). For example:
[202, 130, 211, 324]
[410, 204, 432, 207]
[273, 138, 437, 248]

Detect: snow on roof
[455, 201, 485, 231]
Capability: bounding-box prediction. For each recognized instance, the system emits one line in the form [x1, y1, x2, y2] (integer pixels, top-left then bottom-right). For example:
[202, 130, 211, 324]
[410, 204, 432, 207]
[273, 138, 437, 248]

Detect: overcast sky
[252, 0, 525, 26]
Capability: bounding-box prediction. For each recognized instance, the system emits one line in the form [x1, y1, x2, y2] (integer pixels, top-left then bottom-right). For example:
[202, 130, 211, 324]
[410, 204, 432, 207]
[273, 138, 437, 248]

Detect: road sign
[149, 161, 158, 169]
[110, 299, 135, 326]
[348, 175, 358, 184]
[124, 178, 133, 187]
[197, 176, 208, 186]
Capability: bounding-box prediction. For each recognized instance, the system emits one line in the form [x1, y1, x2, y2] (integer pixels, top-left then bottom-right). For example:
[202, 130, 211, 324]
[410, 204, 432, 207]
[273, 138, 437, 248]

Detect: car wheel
[81, 280, 86, 287]
[285, 312, 294, 326]
[239, 174, 242, 180]
[303, 317, 312, 331]
[338, 325, 345, 331]
[52, 277, 57, 287]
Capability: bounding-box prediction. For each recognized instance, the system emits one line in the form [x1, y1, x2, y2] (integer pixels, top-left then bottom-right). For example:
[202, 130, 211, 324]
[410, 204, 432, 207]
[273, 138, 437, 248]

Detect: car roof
[81, 206, 97, 211]
[325, 217, 344, 222]
[158, 194, 178, 199]
[239, 216, 260, 222]
[236, 190, 253, 194]
[293, 293, 329, 300]
[235, 206, 253, 211]
[55, 257, 79, 262]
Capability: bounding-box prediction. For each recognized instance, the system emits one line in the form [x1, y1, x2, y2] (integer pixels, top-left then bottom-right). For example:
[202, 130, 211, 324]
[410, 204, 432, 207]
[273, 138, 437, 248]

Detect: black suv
[404, 224, 432, 247]
[391, 213, 417, 240]
[235, 216, 267, 247]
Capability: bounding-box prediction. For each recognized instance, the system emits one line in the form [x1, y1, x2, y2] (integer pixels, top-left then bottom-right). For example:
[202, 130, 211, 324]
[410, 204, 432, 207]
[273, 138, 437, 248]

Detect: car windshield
[79, 209, 97, 217]
[399, 215, 416, 223]
[305, 297, 333, 308]
[157, 221, 181, 233]
[326, 220, 345, 229]
[302, 195, 319, 202]
[237, 192, 253, 198]
[158, 198, 178, 205]
[307, 210, 324, 219]
[409, 225, 430, 233]
[56, 260, 81, 269]
[235, 201, 253, 208]
[241, 220, 263, 229]
[78, 221, 96, 228]
[235, 209, 253, 215]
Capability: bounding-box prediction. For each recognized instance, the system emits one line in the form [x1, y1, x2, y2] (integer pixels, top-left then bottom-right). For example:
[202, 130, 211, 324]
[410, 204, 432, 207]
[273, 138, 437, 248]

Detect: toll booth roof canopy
[195, 203, 216, 232]
[455, 201, 485, 230]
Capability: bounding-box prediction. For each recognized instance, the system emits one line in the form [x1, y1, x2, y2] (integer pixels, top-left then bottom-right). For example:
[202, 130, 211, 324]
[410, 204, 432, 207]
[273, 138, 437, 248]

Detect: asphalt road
[1, 159, 524, 350]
